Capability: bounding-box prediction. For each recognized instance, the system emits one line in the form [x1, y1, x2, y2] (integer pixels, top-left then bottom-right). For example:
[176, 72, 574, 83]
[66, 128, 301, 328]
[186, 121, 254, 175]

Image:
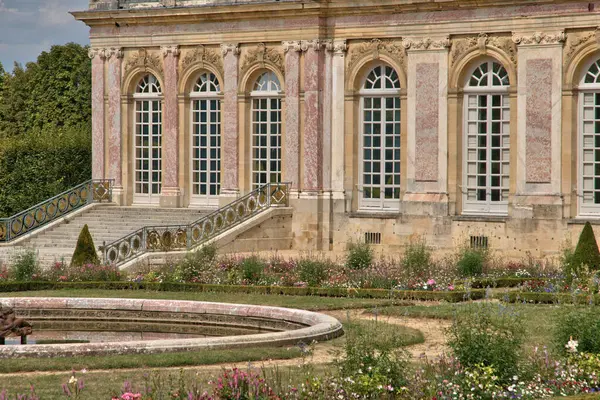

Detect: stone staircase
[0, 204, 210, 267]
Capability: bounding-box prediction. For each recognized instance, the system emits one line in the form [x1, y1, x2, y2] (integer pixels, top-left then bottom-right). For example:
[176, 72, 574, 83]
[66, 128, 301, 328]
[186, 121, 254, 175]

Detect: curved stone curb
[0, 298, 344, 358]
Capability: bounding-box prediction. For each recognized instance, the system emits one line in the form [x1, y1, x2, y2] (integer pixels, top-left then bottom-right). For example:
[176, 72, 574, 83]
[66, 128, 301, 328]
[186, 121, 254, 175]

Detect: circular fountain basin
[0, 297, 344, 358]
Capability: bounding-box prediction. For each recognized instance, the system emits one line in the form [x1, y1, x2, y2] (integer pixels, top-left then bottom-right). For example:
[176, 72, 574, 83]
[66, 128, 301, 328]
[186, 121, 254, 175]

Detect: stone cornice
[403, 37, 450, 51]
[512, 31, 566, 46]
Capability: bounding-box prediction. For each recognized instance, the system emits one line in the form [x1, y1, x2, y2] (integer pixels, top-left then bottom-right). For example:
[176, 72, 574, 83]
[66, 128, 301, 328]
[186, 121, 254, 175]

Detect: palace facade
[73, 0, 600, 257]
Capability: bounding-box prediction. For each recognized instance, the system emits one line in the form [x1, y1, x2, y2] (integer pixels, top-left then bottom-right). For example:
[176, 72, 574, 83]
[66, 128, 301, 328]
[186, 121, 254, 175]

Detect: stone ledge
[0, 297, 343, 358]
[348, 212, 400, 220]
[567, 218, 600, 225]
[452, 215, 509, 223]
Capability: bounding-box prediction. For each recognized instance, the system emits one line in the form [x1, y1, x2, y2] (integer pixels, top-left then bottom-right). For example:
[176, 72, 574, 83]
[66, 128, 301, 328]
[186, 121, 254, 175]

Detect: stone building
[72, 0, 600, 258]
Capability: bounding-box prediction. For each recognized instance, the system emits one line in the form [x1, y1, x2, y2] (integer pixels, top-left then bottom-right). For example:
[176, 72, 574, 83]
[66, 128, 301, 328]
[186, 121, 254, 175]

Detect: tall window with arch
[134, 74, 162, 204]
[190, 72, 221, 206]
[579, 58, 600, 215]
[359, 65, 401, 210]
[463, 60, 510, 215]
[251, 71, 282, 189]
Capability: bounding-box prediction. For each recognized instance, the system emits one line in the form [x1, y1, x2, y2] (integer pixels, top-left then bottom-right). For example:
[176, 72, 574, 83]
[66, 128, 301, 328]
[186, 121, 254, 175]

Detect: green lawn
[0, 289, 404, 310]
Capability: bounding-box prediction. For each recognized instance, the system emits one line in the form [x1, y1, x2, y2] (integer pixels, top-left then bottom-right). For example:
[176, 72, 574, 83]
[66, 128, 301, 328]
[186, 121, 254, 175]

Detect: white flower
[566, 337, 579, 353]
[69, 376, 77, 385]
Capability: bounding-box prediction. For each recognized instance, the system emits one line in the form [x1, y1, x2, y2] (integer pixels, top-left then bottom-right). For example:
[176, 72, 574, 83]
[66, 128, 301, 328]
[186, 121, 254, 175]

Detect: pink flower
[427, 279, 436, 286]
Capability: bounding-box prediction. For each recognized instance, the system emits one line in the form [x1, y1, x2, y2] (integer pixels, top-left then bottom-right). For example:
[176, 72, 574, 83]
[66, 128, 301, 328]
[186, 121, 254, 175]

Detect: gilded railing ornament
[0, 179, 113, 243]
[103, 182, 290, 266]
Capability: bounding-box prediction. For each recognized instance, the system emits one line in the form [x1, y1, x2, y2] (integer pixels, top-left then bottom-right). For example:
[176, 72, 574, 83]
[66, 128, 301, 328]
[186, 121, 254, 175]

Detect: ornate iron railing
[0, 180, 113, 243]
[103, 182, 290, 266]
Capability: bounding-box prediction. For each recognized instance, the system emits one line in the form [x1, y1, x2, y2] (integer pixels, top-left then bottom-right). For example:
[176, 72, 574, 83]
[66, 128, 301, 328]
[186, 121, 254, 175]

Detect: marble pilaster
[283, 41, 301, 191]
[329, 40, 347, 199]
[301, 39, 324, 194]
[221, 43, 240, 196]
[160, 45, 182, 207]
[89, 48, 106, 180]
[106, 48, 123, 201]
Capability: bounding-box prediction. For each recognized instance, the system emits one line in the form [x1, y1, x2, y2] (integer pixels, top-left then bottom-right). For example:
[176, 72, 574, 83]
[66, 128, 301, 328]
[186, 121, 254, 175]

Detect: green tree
[570, 221, 600, 275]
[71, 224, 100, 266]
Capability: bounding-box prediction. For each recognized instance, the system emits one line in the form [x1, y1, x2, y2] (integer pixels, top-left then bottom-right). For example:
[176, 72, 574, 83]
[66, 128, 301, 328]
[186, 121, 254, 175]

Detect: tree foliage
[0, 44, 92, 217]
[71, 224, 100, 266]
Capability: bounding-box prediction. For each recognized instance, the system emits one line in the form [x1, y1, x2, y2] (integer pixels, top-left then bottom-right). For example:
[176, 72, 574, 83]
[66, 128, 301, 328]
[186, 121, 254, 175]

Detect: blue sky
[0, 0, 89, 72]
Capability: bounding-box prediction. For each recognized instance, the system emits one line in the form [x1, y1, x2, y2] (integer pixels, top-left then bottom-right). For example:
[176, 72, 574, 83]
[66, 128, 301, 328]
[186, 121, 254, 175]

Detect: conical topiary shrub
[71, 224, 99, 266]
[570, 222, 600, 276]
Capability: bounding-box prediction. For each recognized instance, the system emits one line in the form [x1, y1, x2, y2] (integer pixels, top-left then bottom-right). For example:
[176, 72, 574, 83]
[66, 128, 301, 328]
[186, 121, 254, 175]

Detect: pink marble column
[220, 43, 240, 195]
[106, 48, 123, 189]
[160, 45, 181, 206]
[283, 41, 301, 190]
[89, 48, 106, 180]
[302, 40, 324, 193]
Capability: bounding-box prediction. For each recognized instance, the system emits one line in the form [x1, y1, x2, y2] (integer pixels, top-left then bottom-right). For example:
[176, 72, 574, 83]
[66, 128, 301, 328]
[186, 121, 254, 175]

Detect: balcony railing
[0, 180, 113, 243]
[103, 182, 289, 266]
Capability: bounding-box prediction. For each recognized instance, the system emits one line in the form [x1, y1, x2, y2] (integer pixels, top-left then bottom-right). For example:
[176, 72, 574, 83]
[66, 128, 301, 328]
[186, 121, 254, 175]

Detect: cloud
[0, 0, 19, 13]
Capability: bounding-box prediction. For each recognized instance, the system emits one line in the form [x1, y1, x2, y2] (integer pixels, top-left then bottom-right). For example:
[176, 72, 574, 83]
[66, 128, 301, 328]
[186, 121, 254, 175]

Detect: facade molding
[160, 45, 180, 58]
[123, 48, 164, 87]
[450, 33, 517, 69]
[240, 43, 285, 80]
[346, 39, 407, 90]
[179, 45, 224, 88]
[512, 31, 566, 46]
[403, 36, 450, 51]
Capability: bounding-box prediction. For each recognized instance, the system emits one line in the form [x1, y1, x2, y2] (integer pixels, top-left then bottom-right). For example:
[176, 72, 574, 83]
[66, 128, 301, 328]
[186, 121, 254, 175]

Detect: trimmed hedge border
[496, 291, 600, 304]
[0, 281, 485, 303]
[458, 277, 543, 288]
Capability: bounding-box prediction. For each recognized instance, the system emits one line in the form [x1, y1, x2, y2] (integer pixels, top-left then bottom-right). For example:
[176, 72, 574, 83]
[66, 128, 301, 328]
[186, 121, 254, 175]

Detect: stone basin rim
[0, 297, 344, 358]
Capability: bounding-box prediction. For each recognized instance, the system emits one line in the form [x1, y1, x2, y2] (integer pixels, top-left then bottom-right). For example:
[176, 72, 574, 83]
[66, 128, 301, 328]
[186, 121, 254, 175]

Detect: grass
[0, 289, 405, 311]
[341, 318, 424, 347]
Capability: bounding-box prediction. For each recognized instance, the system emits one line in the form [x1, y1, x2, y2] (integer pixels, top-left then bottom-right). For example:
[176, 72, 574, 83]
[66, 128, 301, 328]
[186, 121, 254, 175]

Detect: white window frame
[133, 74, 162, 205]
[462, 60, 510, 216]
[358, 64, 402, 211]
[578, 58, 600, 217]
[250, 71, 283, 189]
[190, 72, 223, 208]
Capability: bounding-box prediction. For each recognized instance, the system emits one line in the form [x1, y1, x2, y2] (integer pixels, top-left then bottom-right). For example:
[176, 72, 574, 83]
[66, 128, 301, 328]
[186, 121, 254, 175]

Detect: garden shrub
[70, 224, 99, 266]
[400, 235, 432, 276]
[567, 222, 600, 279]
[338, 318, 409, 395]
[9, 249, 40, 281]
[172, 243, 218, 283]
[554, 308, 600, 355]
[297, 258, 329, 287]
[446, 302, 525, 382]
[456, 247, 486, 277]
[240, 256, 265, 284]
[346, 241, 373, 270]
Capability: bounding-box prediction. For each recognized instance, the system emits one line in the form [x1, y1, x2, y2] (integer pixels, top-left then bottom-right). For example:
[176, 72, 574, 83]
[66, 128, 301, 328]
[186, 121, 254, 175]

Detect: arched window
[133, 74, 162, 204]
[190, 72, 221, 206]
[579, 59, 600, 215]
[251, 71, 282, 189]
[359, 65, 401, 210]
[463, 60, 510, 215]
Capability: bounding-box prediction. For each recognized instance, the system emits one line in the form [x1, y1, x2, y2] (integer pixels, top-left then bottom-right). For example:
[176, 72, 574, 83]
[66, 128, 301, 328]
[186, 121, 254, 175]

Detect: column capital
[512, 31, 566, 46]
[88, 48, 107, 60]
[161, 45, 180, 58]
[282, 40, 302, 53]
[327, 39, 347, 55]
[106, 47, 124, 59]
[300, 39, 325, 52]
[403, 36, 450, 51]
[220, 43, 240, 56]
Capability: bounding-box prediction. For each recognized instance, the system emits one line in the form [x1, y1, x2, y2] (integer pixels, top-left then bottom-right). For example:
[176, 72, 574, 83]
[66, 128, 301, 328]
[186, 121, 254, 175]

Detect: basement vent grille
[364, 232, 382, 245]
[470, 235, 489, 249]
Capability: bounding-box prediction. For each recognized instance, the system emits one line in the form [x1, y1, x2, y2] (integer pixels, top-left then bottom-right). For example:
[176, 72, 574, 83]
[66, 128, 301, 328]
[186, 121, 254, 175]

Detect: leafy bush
[554, 308, 600, 355]
[457, 247, 486, 277]
[70, 224, 99, 266]
[240, 256, 265, 284]
[172, 244, 218, 283]
[567, 222, 600, 279]
[446, 303, 525, 382]
[346, 241, 373, 270]
[9, 249, 40, 281]
[400, 236, 432, 276]
[338, 318, 409, 396]
[297, 259, 329, 287]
